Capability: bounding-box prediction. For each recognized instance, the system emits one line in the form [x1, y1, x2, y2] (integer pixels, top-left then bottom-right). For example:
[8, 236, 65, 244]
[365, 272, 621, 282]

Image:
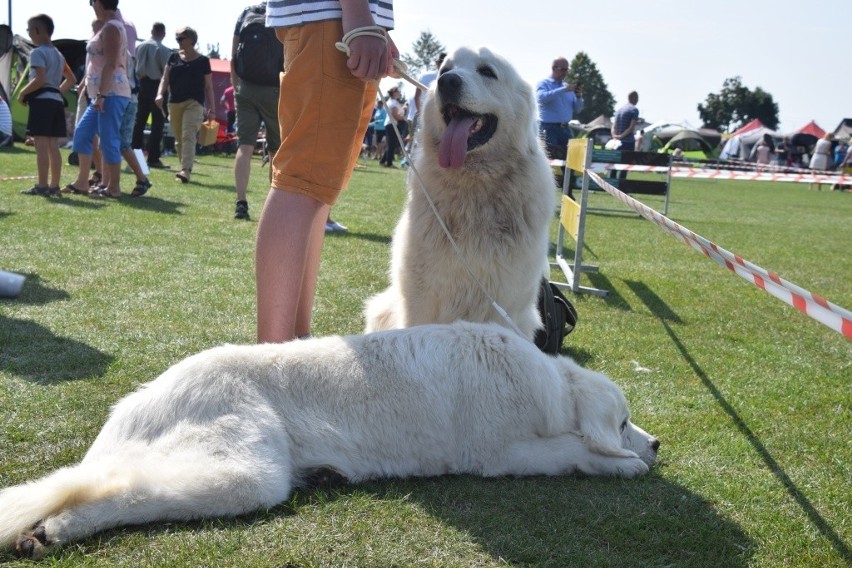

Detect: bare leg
[255, 188, 330, 342]
[32, 136, 50, 187]
[72, 154, 94, 190]
[46, 137, 62, 188]
[234, 144, 253, 202]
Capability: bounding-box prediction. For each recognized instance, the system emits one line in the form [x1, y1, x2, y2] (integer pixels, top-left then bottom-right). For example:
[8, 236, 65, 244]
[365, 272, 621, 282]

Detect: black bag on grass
[534, 278, 578, 354]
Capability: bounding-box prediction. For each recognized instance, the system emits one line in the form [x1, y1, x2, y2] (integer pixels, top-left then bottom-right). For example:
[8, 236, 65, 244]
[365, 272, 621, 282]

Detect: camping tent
[730, 118, 765, 137]
[0, 25, 86, 141]
[832, 118, 852, 141]
[580, 114, 612, 146]
[718, 126, 781, 161]
[659, 129, 719, 156]
[789, 120, 826, 149]
[638, 121, 720, 156]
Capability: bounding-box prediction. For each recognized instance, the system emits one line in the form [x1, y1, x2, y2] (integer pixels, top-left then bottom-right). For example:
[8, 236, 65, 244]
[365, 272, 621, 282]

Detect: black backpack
[234, 4, 283, 87]
[534, 279, 578, 354]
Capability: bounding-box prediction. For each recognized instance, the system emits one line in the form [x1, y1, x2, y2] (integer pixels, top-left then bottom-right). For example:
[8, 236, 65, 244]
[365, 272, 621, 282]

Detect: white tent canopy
[718, 127, 782, 161]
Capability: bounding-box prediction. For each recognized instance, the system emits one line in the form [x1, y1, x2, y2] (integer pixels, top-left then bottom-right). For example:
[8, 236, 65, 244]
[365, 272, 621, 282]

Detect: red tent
[788, 120, 826, 149]
[794, 120, 826, 139]
[209, 58, 232, 125]
[730, 118, 764, 137]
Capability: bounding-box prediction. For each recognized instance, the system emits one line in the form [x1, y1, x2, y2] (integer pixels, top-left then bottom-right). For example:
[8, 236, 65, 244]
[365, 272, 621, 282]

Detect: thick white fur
[364, 47, 555, 339]
[0, 322, 657, 557]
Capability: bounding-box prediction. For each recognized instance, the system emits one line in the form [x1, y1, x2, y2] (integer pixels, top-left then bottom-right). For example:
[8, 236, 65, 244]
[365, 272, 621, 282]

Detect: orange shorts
[272, 20, 378, 206]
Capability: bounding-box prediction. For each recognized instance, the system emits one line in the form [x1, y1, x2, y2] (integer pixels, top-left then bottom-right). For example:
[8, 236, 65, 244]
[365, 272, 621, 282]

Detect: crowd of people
[18, 0, 218, 198]
[16, 0, 398, 345]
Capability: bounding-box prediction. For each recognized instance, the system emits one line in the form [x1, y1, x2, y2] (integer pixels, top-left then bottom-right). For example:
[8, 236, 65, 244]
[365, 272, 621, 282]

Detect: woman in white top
[809, 133, 835, 171]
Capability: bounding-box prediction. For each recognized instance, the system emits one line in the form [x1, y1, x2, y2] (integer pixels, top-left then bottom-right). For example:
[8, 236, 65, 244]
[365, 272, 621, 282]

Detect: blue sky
[9, 0, 850, 133]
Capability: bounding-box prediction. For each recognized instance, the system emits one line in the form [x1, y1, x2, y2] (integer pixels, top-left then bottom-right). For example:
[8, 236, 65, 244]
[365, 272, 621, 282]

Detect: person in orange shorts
[256, 1, 397, 343]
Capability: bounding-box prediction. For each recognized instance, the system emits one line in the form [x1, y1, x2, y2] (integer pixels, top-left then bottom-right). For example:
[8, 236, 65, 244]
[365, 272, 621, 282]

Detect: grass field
[0, 144, 850, 567]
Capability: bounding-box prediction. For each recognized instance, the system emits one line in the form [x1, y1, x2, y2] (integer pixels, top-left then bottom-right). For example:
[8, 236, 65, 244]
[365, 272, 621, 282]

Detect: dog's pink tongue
[439, 116, 476, 168]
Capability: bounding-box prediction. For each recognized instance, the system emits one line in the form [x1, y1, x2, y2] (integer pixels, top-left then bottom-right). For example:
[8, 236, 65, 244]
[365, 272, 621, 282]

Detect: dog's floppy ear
[572, 370, 638, 458]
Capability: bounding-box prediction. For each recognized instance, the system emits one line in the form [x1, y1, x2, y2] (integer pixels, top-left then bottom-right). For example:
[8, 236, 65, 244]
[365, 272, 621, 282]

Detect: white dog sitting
[365, 47, 556, 340]
[0, 322, 658, 558]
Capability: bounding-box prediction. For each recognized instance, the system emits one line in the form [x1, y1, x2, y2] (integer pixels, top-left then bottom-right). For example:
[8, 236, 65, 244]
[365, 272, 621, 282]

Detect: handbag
[198, 119, 219, 147]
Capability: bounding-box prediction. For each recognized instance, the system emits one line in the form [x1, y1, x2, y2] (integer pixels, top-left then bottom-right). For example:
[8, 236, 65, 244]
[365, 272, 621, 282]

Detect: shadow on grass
[0, 314, 113, 383]
[117, 194, 187, 215]
[366, 474, 754, 567]
[626, 279, 851, 563]
[584, 271, 631, 311]
[4, 272, 69, 305]
[0, 274, 113, 382]
[26, 473, 753, 567]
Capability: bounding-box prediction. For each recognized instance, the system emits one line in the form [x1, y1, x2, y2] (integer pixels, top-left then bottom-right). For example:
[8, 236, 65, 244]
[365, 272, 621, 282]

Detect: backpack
[534, 279, 578, 354]
[234, 4, 283, 87]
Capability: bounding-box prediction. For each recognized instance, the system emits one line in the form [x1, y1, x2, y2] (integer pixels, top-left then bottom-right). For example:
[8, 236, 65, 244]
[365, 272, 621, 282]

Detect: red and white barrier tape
[670, 167, 852, 184]
[586, 169, 852, 338]
[549, 158, 852, 185]
[0, 175, 38, 182]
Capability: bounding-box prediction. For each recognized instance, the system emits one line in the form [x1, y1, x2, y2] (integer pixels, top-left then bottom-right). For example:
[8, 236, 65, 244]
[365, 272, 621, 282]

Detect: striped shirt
[266, 0, 394, 29]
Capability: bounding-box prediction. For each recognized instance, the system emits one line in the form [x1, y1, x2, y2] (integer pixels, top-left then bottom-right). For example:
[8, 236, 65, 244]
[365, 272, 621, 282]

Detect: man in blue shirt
[611, 91, 640, 179]
[536, 57, 583, 187]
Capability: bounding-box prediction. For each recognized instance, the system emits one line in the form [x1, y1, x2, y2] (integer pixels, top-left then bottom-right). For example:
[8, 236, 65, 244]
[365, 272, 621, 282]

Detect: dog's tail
[0, 464, 128, 549]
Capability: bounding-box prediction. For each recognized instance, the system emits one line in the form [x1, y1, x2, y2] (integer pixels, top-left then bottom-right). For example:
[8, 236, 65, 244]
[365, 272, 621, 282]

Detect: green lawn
[1, 145, 850, 567]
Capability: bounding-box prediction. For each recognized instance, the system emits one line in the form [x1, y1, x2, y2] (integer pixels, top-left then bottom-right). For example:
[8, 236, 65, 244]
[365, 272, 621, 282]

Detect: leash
[337, 28, 525, 337]
[334, 26, 428, 91]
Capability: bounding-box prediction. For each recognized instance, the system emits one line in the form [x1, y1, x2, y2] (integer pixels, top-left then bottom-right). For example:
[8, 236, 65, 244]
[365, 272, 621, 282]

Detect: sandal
[130, 178, 152, 197]
[175, 170, 190, 184]
[89, 187, 121, 199]
[61, 183, 89, 195]
[88, 171, 102, 187]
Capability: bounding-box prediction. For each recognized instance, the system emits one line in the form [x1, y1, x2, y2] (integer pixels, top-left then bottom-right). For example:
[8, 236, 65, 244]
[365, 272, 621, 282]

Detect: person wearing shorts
[232, 80, 280, 219]
[230, 4, 282, 221]
[255, 1, 396, 343]
[19, 13, 75, 196]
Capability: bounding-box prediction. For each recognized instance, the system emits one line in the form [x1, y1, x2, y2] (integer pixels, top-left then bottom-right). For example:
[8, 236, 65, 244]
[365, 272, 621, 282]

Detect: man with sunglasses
[536, 57, 584, 189]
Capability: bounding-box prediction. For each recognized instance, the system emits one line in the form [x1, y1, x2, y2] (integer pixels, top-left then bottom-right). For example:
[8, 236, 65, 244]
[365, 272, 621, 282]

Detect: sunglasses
[176, 36, 188, 42]
[553, 67, 568, 71]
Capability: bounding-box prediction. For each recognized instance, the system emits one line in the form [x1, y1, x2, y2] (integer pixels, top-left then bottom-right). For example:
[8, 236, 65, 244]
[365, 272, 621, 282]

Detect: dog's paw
[15, 523, 49, 559]
[612, 457, 650, 479]
[583, 455, 650, 478]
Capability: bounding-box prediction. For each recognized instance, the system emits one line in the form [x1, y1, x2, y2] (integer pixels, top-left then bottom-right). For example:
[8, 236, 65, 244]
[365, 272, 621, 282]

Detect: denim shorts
[73, 96, 130, 164]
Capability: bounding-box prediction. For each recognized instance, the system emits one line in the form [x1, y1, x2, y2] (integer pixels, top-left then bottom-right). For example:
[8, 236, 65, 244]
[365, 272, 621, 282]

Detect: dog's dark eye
[477, 65, 497, 79]
[619, 420, 628, 433]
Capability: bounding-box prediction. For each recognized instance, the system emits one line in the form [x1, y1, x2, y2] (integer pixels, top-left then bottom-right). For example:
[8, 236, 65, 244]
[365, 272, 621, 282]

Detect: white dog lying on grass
[0, 322, 658, 558]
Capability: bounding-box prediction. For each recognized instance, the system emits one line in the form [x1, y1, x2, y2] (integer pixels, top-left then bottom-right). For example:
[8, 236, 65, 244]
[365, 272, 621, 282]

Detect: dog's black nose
[438, 72, 462, 96]
[651, 439, 660, 452]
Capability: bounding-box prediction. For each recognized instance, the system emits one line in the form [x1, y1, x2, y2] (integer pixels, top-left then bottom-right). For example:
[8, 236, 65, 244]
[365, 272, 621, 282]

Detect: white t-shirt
[385, 98, 402, 127]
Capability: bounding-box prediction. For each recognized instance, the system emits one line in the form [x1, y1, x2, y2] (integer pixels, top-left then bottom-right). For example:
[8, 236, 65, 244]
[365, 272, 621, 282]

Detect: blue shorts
[73, 96, 130, 164]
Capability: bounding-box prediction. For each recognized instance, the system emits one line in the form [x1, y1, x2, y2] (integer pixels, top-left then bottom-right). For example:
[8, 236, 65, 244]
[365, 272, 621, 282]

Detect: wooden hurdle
[551, 138, 673, 296]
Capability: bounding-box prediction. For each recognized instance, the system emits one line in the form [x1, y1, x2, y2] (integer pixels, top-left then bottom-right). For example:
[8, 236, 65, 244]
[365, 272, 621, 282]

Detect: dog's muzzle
[436, 73, 498, 169]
